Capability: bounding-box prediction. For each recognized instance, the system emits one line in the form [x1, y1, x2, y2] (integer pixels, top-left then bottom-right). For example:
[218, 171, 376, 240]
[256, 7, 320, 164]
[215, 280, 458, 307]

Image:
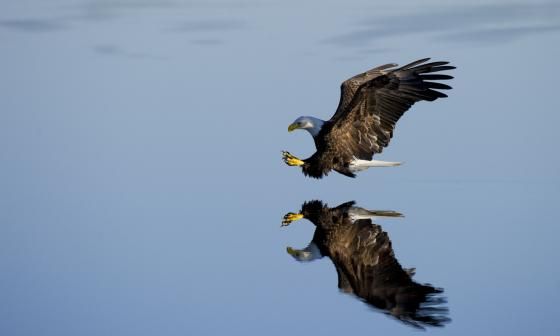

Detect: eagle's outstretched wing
[334, 62, 399, 118]
[326, 58, 455, 161]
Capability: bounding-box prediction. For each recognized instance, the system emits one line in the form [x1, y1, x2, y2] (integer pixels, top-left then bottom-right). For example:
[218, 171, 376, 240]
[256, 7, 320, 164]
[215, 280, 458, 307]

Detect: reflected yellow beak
[286, 247, 298, 256]
[288, 123, 299, 132]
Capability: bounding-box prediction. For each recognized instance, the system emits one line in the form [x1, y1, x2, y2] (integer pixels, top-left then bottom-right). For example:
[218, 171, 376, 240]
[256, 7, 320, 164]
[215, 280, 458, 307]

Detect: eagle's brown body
[285, 58, 455, 178]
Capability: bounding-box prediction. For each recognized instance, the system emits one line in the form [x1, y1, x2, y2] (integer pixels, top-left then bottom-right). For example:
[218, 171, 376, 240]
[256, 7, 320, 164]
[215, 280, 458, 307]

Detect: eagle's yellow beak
[288, 123, 299, 132]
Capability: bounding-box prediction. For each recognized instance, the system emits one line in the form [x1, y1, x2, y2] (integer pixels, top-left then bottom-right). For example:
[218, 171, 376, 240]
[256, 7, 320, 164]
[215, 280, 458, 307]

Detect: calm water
[1, 1, 560, 335]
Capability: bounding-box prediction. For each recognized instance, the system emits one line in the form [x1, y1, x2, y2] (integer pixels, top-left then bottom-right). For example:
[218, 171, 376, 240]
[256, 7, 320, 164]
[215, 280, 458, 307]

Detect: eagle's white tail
[349, 158, 402, 172]
[348, 207, 404, 222]
[367, 159, 402, 167]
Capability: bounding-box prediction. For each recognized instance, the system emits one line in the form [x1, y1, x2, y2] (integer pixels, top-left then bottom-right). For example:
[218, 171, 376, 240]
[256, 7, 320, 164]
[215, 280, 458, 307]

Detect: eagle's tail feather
[348, 158, 402, 172]
[367, 159, 402, 167]
[368, 210, 404, 218]
[348, 207, 404, 221]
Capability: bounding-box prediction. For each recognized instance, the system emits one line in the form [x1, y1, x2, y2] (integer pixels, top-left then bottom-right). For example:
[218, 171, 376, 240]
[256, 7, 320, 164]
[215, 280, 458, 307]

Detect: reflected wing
[330, 218, 450, 328]
[325, 58, 454, 161]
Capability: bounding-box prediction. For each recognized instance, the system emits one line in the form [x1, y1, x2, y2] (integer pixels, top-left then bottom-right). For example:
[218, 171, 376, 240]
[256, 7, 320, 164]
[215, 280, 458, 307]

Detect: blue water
[1, 1, 559, 335]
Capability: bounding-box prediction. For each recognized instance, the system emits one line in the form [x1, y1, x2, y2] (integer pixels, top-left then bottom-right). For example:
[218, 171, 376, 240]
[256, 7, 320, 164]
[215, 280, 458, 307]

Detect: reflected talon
[282, 151, 304, 167]
[282, 212, 304, 226]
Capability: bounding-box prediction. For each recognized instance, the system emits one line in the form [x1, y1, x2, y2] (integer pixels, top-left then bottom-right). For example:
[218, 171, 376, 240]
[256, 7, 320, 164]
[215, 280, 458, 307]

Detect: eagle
[282, 58, 455, 178]
[282, 200, 450, 329]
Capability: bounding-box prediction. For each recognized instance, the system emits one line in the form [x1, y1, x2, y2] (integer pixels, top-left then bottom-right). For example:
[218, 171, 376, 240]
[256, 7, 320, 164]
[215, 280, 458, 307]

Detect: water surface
[1, 1, 559, 335]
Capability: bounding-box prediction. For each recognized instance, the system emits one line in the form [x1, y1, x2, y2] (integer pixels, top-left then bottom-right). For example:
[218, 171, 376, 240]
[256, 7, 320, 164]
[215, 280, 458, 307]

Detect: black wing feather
[328, 58, 455, 159]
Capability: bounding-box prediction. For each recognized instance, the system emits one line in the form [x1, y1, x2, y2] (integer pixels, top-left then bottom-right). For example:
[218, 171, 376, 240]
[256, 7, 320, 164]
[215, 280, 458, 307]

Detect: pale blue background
[1, 1, 559, 335]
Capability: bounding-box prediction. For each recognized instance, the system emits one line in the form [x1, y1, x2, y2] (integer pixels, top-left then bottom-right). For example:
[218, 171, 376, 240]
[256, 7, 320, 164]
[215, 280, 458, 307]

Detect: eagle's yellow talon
[282, 151, 304, 167]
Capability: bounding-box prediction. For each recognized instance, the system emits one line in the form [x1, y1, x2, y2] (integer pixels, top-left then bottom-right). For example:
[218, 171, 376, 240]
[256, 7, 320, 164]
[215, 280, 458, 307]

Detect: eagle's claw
[282, 151, 304, 167]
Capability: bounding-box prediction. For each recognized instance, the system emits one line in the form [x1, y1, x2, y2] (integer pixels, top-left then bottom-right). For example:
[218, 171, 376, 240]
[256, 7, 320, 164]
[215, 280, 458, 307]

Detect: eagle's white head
[288, 116, 325, 137]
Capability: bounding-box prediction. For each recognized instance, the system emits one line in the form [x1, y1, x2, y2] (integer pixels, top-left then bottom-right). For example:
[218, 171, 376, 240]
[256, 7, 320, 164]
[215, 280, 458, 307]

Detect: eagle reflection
[282, 200, 450, 329]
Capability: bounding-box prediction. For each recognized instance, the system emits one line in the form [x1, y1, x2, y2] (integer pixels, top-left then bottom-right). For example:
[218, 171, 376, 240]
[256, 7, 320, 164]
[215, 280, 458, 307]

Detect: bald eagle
[282, 200, 450, 329]
[283, 58, 455, 178]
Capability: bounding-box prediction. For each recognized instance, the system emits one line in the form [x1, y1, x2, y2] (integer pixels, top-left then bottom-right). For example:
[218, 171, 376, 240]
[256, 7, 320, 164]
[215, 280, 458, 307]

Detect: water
[1, 1, 559, 335]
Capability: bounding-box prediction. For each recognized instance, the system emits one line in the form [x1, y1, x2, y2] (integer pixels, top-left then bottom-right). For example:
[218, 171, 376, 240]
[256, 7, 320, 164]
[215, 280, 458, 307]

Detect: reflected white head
[286, 243, 323, 262]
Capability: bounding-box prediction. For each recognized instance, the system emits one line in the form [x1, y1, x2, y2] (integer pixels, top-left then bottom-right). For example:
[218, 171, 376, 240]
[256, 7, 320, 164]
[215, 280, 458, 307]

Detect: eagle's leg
[282, 151, 304, 167]
[281, 212, 304, 226]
